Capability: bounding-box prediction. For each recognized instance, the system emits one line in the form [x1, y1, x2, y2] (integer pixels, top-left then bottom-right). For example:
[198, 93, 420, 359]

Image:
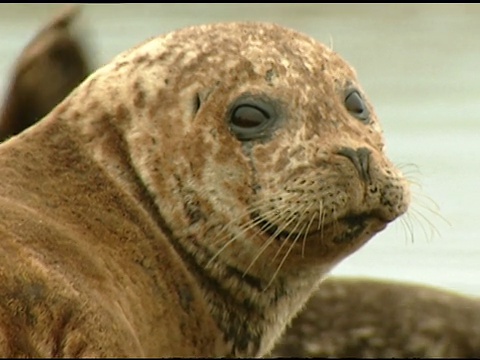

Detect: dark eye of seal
[345, 90, 369, 123]
[232, 105, 268, 128]
[228, 97, 278, 141]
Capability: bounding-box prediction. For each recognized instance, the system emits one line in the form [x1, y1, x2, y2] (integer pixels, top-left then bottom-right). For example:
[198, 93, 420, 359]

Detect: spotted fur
[0, 22, 409, 357]
[272, 277, 480, 358]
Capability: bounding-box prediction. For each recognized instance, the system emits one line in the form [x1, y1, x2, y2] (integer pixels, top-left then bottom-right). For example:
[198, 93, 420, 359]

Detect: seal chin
[332, 214, 387, 244]
[254, 212, 387, 244]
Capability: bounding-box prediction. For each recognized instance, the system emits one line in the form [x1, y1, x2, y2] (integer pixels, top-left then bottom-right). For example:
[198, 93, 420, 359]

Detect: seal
[272, 277, 480, 358]
[0, 22, 410, 357]
[0, 5, 91, 141]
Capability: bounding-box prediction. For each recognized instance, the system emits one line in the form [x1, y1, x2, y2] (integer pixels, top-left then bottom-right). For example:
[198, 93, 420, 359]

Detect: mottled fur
[272, 277, 480, 358]
[0, 22, 409, 357]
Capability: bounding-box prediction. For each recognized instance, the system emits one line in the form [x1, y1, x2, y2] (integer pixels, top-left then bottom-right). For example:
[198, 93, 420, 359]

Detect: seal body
[0, 22, 409, 357]
[272, 277, 480, 358]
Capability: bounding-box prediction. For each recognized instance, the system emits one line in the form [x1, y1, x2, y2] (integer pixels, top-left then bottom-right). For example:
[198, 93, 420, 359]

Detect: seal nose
[337, 146, 371, 182]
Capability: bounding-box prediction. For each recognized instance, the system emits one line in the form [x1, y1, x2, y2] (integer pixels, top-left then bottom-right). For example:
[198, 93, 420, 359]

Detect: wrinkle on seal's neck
[167, 225, 331, 357]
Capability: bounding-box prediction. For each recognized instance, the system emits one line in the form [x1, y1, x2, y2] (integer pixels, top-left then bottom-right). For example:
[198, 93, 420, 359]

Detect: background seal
[0, 5, 91, 141]
[272, 277, 480, 358]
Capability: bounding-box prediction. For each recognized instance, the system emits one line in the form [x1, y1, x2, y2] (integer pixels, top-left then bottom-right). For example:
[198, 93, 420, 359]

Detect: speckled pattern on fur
[272, 277, 480, 358]
[0, 22, 409, 357]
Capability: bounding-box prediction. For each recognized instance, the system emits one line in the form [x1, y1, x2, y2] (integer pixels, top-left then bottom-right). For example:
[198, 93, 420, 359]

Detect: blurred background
[0, 4, 478, 296]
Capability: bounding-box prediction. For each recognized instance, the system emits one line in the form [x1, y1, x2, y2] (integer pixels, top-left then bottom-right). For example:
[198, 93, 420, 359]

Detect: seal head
[70, 22, 409, 355]
[0, 22, 409, 357]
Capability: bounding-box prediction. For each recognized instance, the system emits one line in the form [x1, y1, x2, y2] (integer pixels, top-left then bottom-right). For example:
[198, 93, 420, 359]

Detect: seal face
[0, 22, 410, 357]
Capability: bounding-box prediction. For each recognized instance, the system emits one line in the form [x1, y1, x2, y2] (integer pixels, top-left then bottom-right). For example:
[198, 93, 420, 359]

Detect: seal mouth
[254, 212, 386, 244]
[331, 215, 373, 244]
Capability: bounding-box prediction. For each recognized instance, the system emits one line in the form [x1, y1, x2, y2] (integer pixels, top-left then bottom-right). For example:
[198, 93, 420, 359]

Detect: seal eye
[232, 105, 269, 129]
[228, 97, 278, 141]
[345, 90, 369, 123]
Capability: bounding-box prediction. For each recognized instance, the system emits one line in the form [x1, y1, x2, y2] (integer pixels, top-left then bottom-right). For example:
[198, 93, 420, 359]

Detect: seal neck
[168, 231, 327, 357]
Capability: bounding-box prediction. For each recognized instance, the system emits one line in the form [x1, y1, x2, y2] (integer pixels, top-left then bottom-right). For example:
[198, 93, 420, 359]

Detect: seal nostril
[337, 147, 371, 182]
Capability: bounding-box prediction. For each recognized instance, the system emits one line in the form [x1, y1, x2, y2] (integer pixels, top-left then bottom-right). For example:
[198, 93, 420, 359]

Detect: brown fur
[0, 22, 409, 357]
[272, 277, 480, 358]
[4, 12, 475, 359]
[0, 5, 91, 141]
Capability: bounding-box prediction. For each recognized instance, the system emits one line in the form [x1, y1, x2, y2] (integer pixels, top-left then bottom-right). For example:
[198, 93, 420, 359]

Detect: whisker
[207, 205, 293, 268]
[302, 209, 317, 258]
[411, 192, 451, 227]
[286, 201, 314, 257]
[210, 203, 288, 247]
[397, 162, 421, 175]
[317, 200, 324, 231]
[406, 177, 423, 188]
[243, 198, 316, 277]
[399, 212, 415, 244]
[320, 203, 327, 240]
[205, 236, 237, 269]
[270, 212, 303, 264]
[265, 223, 307, 290]
[327, 34, 335, 51]
[242, 208, 295, 276]
[404, 187, 450, 243]
[408, 206, 442, 241]
[243, 230, 278, 278]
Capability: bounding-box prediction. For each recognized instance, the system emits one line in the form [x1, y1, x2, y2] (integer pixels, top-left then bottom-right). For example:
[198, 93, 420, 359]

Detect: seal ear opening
[193, 93, 201, 115]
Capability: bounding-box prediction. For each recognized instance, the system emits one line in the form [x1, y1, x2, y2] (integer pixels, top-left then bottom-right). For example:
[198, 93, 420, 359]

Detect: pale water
[1, 4, 479, 296]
